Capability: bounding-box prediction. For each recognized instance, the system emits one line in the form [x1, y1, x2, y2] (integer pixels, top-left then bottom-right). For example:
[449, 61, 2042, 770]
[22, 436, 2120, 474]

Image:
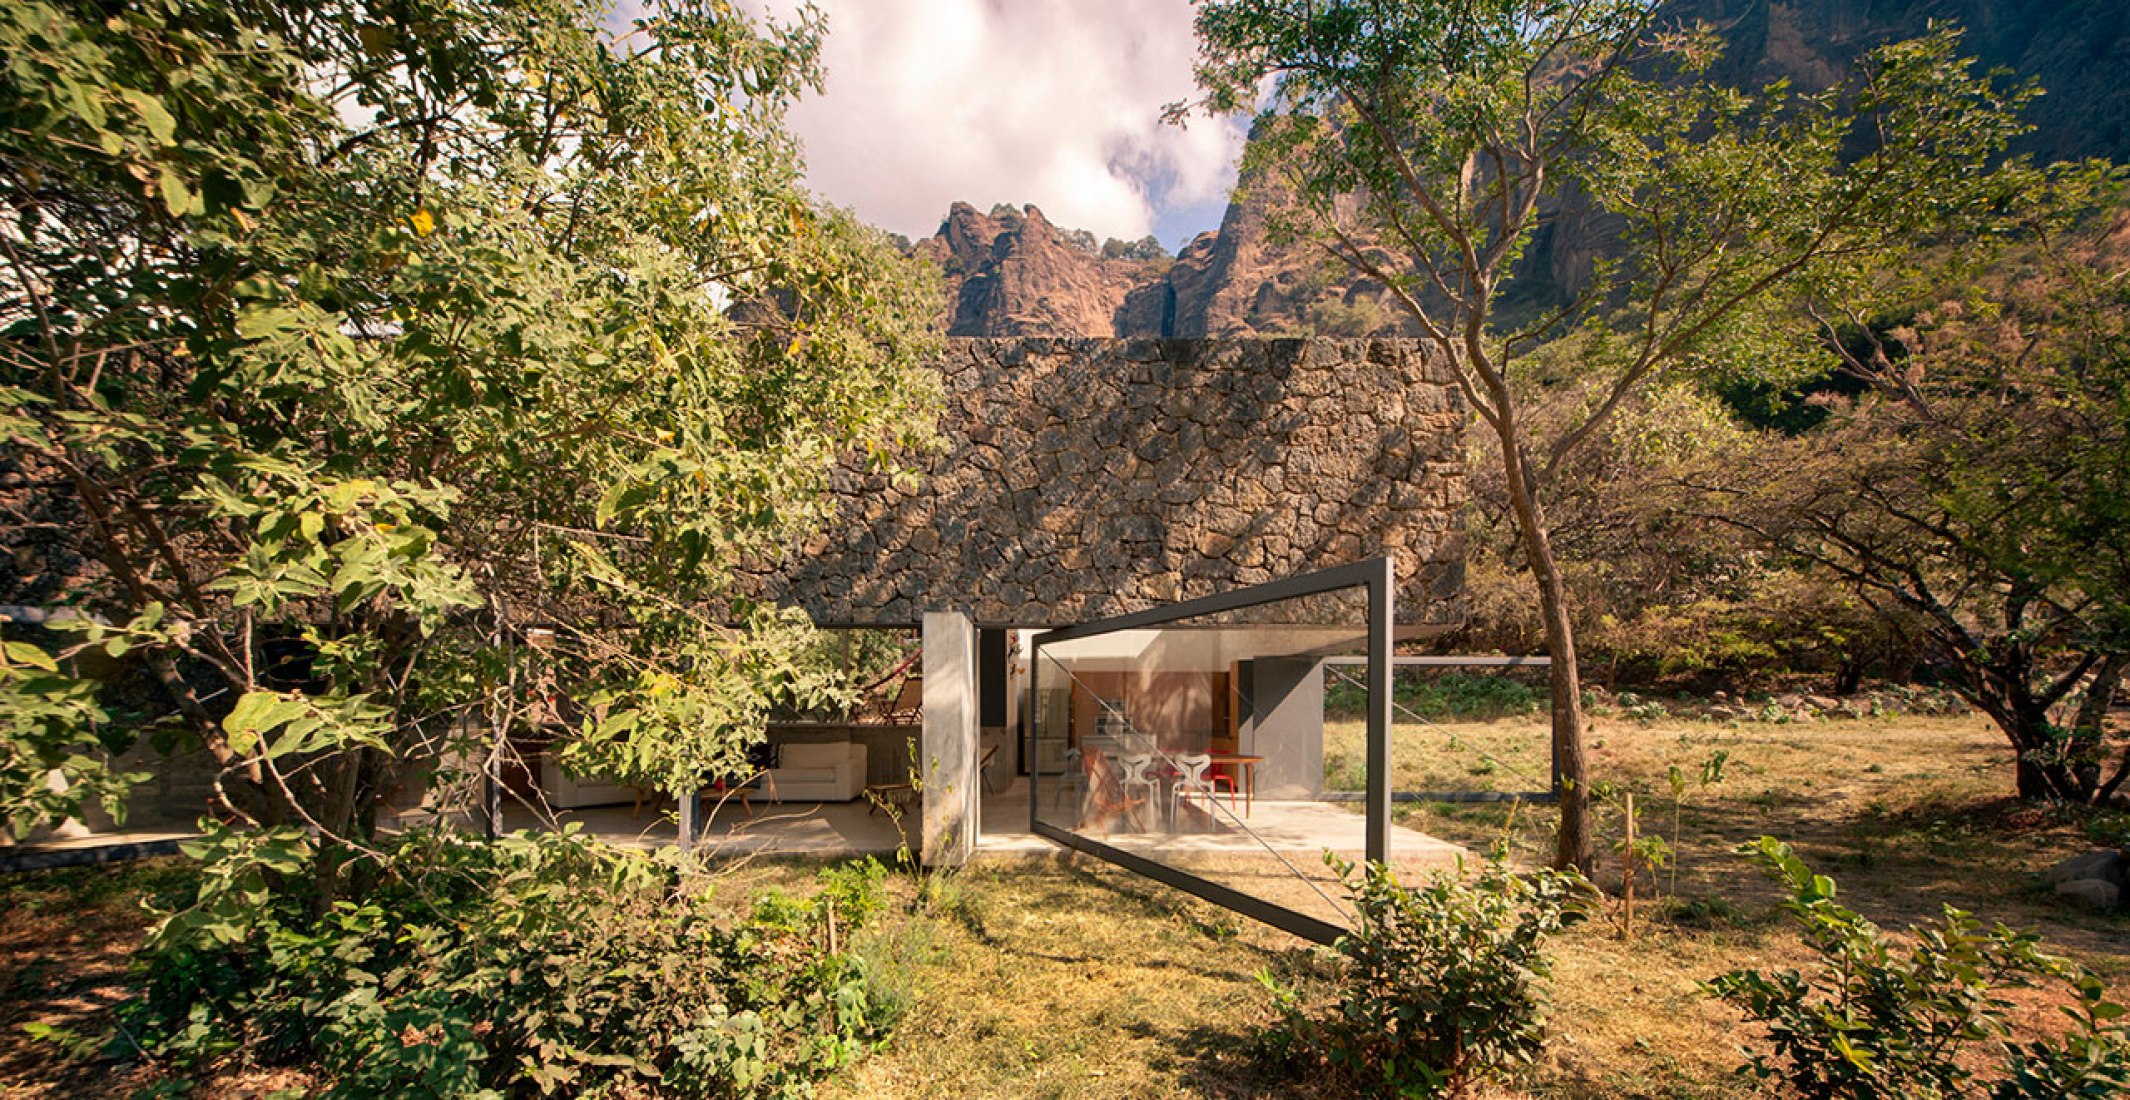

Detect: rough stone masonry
[739, 337, 1468, 628]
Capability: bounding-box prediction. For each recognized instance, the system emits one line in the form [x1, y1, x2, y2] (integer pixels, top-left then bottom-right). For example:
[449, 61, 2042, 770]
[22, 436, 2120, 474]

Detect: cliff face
[1673, 0, 2130, 164]
[917, 0, 2129, 338]
[915, 203, 1161, 337]
[921, 191, 1413, 339]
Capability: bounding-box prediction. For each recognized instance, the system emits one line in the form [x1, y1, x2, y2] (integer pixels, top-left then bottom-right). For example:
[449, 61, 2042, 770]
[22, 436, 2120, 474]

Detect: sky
[739, 0, 1245, 251]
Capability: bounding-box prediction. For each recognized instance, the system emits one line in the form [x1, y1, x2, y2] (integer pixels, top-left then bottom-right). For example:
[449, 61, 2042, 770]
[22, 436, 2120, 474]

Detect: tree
[0, 0, 940, 855]
[1706, 205, 2130, 802]
[1183, 0, 2045, 868]
[1458, 364, 1915, 692]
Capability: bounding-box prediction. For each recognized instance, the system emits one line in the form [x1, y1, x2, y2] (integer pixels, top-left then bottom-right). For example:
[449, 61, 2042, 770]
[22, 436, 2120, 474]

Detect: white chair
[1053, 747, 1086, 809]
[538, 759, 637, 809]
[1118, 754, 1160, 829]
[1171, 752, 1235, 824]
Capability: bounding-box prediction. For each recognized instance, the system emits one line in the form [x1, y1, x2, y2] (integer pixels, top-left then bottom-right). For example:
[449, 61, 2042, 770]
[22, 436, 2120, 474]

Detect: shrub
[1706, 837, 2130, 1099]
[120, 824, 894, 1098]
[1325, 670, 1544, 721]
[1260, 853, 1587, 1096]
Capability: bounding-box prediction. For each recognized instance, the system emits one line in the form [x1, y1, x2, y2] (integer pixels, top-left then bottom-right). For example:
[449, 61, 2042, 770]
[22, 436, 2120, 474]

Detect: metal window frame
[1028, 557, 1394, 945]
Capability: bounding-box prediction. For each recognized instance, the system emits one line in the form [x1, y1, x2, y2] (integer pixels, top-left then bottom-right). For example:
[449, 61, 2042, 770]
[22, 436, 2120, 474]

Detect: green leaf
[595, 481, 651, 528]
[3, 641, 58, 672]
[222, 691, 295, 756]
[121, 89, 177, 145]
[235, 305, 303, 340]
[158, 167, 193, 217]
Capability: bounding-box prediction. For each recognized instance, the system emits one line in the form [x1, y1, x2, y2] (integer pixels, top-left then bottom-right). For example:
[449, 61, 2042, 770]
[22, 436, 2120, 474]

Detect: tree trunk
[2013, 751, 2064, 801]
[2069, 654, 2125, 797]
[2007, 711, 2087, 803]
[1835, 656, 1864, 697]
[1493, 419, 1593, 873]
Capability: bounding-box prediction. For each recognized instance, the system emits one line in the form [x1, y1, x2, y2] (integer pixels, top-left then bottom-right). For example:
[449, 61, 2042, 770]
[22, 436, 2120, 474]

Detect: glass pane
[1032, 580, 1410, 934]
[1322, 659, 1554, 799]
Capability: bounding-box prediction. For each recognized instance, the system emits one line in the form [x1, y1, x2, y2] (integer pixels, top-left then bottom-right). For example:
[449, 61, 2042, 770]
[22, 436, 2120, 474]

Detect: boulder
[2055, 878, 2122, 913]
[2047, 850, 2129, 887]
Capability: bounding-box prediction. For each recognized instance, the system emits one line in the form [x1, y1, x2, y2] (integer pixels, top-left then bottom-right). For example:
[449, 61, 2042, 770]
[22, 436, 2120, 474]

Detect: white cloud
[745, 0, 1243, 247]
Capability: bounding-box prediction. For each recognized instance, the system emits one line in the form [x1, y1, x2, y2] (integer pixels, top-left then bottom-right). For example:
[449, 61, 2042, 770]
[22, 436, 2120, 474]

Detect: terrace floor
[397, 776, 1464, 868]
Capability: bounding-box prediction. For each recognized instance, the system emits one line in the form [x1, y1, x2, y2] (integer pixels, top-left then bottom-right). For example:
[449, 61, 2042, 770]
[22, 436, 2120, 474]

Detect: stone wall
[738, 337, 1467, 627]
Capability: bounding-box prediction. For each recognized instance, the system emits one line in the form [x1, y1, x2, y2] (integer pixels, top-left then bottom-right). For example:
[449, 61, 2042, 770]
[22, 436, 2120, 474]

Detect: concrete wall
[739, 337, 1467, 628]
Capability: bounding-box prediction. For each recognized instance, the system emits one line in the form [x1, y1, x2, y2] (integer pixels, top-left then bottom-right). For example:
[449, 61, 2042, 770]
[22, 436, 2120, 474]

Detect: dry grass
[5, 711, 2126, 1097]
[833, 710, 2130, 1098]
[821, 859, 1328, 1099]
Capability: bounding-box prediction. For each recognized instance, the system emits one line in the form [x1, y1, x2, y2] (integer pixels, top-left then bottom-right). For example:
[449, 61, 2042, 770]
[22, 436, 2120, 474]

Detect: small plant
[1621, 696, 1672, 722]
[1596, 758, 1724, 942]
[1611, 790, 1671, 940]
[865, 736, 968, 917]
[1665, 750, 1729, 897]
[1668, 895, 1744, 928]
[2083, 808, 2130, 850]
[1259, 852, 1587, 1096]
[1705, 837, 2130, 1099]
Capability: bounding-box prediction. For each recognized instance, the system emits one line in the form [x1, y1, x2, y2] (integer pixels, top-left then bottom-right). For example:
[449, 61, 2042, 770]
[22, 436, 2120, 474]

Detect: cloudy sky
[741, 0, 1245, 250]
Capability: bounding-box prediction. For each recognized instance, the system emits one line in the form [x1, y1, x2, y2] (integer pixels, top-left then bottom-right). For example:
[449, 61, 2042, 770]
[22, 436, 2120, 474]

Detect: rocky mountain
[918, 0, 2130, 339]
[917, 194, 1412, 340]
[914, 203, 1161, 337]
[1673, 0, 2130, 165]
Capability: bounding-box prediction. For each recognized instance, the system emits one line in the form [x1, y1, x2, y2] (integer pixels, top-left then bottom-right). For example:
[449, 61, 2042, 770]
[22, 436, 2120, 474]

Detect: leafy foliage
[1260, 853, 1587, 1096]
[0, 632, 141, 835]
[120, 825, 895, 1098]
[1459, 366, 1922, 691]
[0, 0, 940, 841]
[1706, 837, 2130, 1098]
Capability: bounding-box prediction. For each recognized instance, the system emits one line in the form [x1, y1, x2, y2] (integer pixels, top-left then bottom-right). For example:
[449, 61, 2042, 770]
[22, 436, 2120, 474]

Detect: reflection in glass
[1030, 585, 1384, 933]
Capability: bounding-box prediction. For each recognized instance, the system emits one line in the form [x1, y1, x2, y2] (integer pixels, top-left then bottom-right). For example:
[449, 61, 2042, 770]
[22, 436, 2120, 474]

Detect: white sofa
[539, 759, 636, 809]
[764, 741, 867, 802]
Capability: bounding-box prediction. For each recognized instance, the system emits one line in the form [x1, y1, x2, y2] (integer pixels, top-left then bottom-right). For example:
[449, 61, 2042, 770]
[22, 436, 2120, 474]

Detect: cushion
[778, 767, 839, 784]
[778, 742, 848, 769]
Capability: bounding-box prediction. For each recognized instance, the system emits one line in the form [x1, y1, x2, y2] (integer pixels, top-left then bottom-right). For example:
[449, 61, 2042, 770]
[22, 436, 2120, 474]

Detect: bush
[1706, 837, 2130, 1099]
[1325, 670, 1544, 722]
[120, 825, 894, 1098]
[1260, 853, 1587, 1096]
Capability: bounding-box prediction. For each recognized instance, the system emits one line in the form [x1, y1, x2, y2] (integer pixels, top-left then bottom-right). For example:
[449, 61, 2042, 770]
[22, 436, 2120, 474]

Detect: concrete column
[1243, 656, 1327, 799]
[676, 788, 699, 853]
[921, 611, 979, 867]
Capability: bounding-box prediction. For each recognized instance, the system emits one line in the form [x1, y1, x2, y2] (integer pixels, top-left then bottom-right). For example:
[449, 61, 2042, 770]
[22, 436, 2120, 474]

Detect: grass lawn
[4, 708, 2126, 1097]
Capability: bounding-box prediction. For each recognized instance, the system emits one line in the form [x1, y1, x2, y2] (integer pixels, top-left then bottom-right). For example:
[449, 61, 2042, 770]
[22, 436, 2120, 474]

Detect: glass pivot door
[1027, 558, 1396, 945]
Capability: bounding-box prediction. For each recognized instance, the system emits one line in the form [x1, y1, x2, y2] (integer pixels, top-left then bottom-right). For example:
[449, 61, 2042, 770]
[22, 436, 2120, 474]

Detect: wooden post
[1621, 791, 1637, 940]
